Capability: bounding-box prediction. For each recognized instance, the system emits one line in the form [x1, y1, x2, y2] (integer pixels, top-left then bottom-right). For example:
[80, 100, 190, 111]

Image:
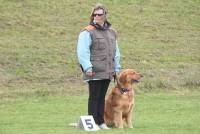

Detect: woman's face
[93, 9, 105, 26]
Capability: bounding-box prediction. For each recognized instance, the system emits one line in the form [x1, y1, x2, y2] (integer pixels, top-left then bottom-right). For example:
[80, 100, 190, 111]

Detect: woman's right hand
[86, 71, 95, 77]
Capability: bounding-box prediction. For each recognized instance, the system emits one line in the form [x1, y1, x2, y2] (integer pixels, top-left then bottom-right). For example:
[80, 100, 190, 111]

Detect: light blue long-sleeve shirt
[77, 30, 121, 73]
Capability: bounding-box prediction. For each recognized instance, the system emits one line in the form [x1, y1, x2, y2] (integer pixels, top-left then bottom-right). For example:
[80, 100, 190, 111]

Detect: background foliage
[0, 0, 200, 97]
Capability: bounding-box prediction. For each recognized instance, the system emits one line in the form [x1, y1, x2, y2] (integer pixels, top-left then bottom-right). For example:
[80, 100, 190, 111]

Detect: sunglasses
[92, 13, 104, 17]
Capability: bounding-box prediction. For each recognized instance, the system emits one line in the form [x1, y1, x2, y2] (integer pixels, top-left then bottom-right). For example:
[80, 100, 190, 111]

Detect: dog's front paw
[128, 125, 133, 128]
[118, 126, 123, 129]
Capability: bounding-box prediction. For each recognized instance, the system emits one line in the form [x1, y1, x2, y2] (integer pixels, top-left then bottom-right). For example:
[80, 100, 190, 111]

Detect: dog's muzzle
[133, 75, 143, 83]
[133, 80, 140, 83]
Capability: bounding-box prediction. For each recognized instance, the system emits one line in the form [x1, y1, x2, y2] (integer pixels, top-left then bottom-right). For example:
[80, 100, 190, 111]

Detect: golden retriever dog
[104, 69, 143, 128]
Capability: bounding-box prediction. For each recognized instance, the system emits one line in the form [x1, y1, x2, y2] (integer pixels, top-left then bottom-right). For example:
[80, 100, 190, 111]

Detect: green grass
[0, 91, 200, 134]
[0, 0, 200, 96]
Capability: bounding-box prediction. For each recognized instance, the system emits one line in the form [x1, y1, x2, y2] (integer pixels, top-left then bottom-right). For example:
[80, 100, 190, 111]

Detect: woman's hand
[86, 71, 95, 77]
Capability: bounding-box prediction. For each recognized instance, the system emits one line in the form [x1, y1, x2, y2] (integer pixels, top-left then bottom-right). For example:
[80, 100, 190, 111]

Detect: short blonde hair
[90, 3, 107, 23]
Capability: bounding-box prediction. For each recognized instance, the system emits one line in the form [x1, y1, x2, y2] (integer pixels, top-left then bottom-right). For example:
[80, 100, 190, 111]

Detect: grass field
[1, 90, 199, 134]
[0, 0, 200, 96]
[1, 91, 200, 134]
[0, 0, 200, 133]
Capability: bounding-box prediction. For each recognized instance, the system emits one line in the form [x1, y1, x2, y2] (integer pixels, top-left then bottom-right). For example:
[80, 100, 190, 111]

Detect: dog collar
[120, 88, 130, 94]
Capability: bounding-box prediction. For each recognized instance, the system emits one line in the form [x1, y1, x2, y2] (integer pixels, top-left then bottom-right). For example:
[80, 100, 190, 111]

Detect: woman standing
[77, 3, 121, 129]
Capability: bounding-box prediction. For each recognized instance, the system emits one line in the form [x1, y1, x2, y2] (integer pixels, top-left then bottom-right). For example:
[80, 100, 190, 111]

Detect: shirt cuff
[115, 68, 120, 73]
[85, 67, 92, 73]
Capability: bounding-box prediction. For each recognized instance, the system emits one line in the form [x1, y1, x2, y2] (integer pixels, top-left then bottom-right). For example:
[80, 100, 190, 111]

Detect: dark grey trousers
[88, 79, 110, 125]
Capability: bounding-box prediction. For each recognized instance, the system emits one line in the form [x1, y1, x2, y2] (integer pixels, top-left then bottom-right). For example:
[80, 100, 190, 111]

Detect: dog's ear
[118, 72, 127, 84]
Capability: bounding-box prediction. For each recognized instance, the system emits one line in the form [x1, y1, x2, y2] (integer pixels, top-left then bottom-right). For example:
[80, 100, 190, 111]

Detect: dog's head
[118, 69, 143, 85]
